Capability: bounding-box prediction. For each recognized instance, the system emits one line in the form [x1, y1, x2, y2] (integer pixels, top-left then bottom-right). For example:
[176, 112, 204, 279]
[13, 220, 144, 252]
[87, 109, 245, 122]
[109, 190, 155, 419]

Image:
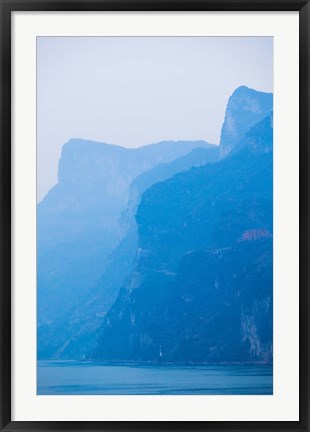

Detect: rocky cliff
[37, 138, 215, 359]
[219, 86, 273, 157]
[93, 111, 273, 363]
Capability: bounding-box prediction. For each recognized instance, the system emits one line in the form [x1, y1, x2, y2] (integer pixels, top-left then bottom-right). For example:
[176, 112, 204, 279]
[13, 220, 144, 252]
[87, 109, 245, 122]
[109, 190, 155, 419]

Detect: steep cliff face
[120, 146, 219, 235]
[50, 146, 220, 359]
[219, 86, 273, 157]
[37, 138, 215, 359]
[94, 240, 272, 363]
[38, 139, 214, 245]
[42, 146, 219, 359]
[93, 114, 273, 363]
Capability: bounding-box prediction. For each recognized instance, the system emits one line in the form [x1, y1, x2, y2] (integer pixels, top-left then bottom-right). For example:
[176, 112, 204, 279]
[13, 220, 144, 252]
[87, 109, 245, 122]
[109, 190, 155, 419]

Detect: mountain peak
[219, 86, 273, 158]
[62, 138, 126, 153]
[231, 85, 267, 96]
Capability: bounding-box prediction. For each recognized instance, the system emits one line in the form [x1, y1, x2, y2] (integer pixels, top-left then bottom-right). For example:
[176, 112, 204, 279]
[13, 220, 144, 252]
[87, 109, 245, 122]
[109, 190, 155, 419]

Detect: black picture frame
[1, 0, 309, 431]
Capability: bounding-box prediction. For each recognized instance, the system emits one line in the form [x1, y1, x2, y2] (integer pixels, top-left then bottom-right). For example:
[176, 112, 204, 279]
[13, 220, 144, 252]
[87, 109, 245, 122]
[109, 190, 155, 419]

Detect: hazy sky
[37, 37, 273, 201]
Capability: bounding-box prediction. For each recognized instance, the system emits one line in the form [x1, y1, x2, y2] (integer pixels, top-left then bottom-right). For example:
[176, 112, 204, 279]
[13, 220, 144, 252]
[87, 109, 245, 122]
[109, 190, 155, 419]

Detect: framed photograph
[1, 0, 309, 431]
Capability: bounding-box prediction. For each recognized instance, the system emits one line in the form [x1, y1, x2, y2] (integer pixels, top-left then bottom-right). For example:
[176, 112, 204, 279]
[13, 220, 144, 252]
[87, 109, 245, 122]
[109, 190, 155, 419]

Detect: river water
[37, 360, 272, 395]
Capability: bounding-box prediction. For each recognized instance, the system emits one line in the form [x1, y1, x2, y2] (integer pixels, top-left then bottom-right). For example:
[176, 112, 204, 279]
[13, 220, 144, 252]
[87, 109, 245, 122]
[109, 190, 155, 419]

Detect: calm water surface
[37, 360, 272, 395]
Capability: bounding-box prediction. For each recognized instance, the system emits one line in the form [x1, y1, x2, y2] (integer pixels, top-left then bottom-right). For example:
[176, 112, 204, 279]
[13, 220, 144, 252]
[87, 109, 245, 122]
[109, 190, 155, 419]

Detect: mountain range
[37, 139, 216, 358]
[93, 112, 273, 363]
[38, 86, 273, 362]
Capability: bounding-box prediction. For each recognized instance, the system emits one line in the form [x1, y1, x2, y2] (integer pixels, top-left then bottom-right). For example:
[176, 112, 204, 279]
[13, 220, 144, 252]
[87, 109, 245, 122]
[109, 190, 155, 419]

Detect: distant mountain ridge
[37, 138, 215, 359]
[46, 146, 220, 359]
